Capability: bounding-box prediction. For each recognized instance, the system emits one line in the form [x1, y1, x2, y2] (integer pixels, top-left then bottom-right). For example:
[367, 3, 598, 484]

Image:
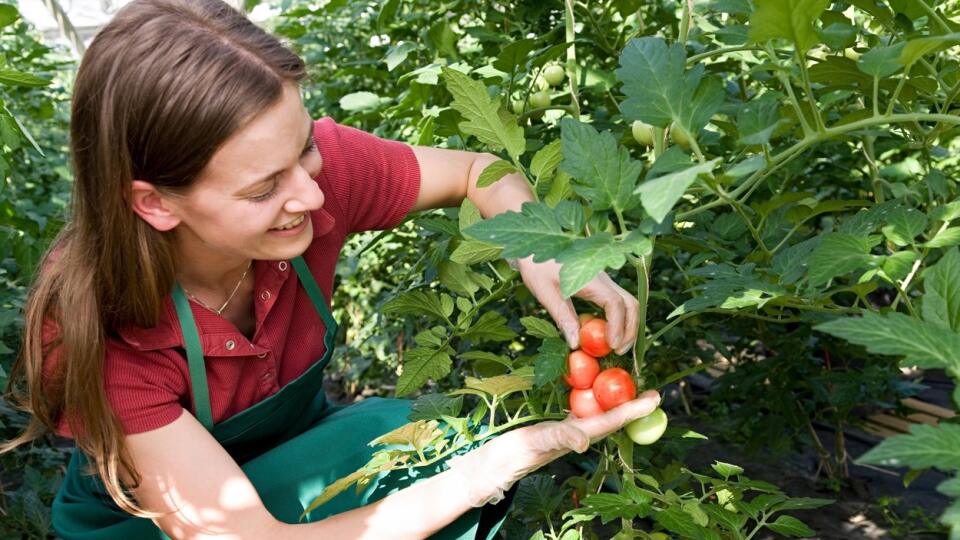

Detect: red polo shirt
[45, 118, 420, 436]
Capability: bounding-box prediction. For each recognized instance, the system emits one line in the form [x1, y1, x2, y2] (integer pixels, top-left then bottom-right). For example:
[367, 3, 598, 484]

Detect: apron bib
[52, 256, 513, 539]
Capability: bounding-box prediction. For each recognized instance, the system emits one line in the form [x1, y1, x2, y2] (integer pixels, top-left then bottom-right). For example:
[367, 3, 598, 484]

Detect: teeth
[274, 214, 304, 231]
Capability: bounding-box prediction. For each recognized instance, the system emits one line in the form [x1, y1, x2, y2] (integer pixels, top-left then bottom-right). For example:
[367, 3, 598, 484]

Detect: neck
[174, 234, 252, 294]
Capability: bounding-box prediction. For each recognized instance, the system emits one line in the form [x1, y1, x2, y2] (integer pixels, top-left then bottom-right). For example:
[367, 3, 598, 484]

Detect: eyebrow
[243, 117, 314, 192]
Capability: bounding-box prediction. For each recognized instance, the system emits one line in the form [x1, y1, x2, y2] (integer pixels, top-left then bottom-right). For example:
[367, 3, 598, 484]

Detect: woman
[2, 1, 660, 538]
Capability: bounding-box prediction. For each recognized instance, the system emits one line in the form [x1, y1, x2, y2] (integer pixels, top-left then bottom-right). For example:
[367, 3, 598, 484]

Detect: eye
[301, 138, 317, 157]
[250, 180, 279, 203]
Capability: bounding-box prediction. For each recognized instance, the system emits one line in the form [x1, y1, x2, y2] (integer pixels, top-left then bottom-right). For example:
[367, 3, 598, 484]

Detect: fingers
[525, 271, 580, 348]
[575, 273, 628, 352]
[566, 390, 661, 441]
[617, 289, 641, 355]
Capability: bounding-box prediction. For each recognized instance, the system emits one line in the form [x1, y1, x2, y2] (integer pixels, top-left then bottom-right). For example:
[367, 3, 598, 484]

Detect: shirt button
[261, 371, 272, 382]
[256, 352, 268, 359]
[278, 261, 288, 272]
[260, 290, 271, 301]
[225, 340, 236, 351]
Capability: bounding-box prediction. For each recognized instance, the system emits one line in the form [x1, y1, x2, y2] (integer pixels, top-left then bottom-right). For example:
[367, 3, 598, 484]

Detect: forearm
[273, 468, 475, 539]
[466, 153, 535, 218]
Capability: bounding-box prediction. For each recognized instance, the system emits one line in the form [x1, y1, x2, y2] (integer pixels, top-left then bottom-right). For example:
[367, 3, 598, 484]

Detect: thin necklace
[180, 260, 252, 316]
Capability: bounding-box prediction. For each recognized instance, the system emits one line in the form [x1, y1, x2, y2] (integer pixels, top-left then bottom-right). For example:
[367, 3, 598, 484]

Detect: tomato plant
[563, 350, 599, 390]
[592, 368, 636, 411]
[631, 120, 654, 147]
[542, 64, 565, 87]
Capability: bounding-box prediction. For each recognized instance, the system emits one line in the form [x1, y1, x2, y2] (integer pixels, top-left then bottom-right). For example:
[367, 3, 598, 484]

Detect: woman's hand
[447, 390, 661, 507]
[515, 256, 641, 355]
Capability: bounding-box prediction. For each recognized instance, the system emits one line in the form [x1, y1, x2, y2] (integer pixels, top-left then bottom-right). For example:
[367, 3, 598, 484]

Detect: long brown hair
[2, 0, 306, 515]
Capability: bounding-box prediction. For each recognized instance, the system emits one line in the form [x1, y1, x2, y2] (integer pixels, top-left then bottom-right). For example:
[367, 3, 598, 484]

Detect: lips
[271, 213, 305, 231]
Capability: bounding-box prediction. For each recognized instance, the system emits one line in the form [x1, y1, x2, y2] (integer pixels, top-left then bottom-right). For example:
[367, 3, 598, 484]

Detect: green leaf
[882, 207, 927, 246]
[576, 493, 647, 524]
[655, 506, 712, 540]
[476, 159, 518, 188]
[396, 346, 453, 396]
[807, 233, 879, 287]
[924, 227, 960, 249]
[858, 44, 905, 78]
[636, 159, 720, 224]
[815, 311, 960, 372]
[0, 69, 51, 88]
[0, 4, 18, 29]
[464, 372, 534, 399]
[370, 419, 444, 449]
[534, 338, 568, 387]
[557, 233, 630, 297]
[882, 251, 920, 282]
[772, 497, 835, 512]
[923, 248, 960, 332]
[383, 42, 417, 71]
[900, 34, 960, 68]
[559, 118, 642, 213]
[408, 394, 463, 421]
[383, 290, 453, 321]
[617, 37, 725, 134]
[450, 239, 502, 265]
[438, 260, 480, 296]
[669, 264, 785, 318]
[938, 477, 960, 498]
[464, 201, 576, 262]
[339, 91, 381, 111]
[682, 500, 710, 527]
[520, 317, 560, 339]
[442, 67, 525, 160]
[712, 461, 744, 478]
[748, 0, 831, 54]
[930, 200, 960, 222]
[766, 515, 816, 537]
[462, 311, 517, 343]
[377, 0, 402, 29]
[530, 140, 562, 182]
[857, 424, 960, 471]
[738, 93, 785, 146]
[459, 199, 482, 231]
[493, 39, 536, 73]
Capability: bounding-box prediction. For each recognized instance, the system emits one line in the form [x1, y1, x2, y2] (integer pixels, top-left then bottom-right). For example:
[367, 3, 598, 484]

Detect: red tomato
[569, 388, 605, 418]
[577, 313, 596, 325]
[564, 350, 600, 389]
[592, 367, 636, 411]
[579, 318, 613, 357]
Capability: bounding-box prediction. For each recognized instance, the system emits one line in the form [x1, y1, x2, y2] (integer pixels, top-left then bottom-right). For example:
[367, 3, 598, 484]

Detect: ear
[129, 180, 182, 232]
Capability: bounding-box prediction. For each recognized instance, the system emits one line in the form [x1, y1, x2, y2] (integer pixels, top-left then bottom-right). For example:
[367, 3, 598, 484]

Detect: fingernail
[564, 325, 578, 348]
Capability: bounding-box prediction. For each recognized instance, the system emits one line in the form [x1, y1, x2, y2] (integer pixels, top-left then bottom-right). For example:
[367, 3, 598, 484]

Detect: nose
[283, 165, 325, 214]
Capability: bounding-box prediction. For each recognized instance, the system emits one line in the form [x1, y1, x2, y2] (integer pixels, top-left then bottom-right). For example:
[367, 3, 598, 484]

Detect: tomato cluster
[563, 316, 668, 445]
[563, 318, 636, 417]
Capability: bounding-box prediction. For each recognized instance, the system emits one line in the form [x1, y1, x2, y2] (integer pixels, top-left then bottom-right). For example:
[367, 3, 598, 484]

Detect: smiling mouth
[271, 213, 306, 231]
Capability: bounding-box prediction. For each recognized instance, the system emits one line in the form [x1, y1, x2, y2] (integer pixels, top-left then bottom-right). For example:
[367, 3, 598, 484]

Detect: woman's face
[168, 82, 324, 263]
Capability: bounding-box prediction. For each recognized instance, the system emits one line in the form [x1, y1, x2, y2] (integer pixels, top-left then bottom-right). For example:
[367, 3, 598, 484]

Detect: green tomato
[543, 65, 565, 86]
[632, 120, 654, 146]
[844, 47, 861, 61]
[511, 99, 524, 115]
[670, 122, 693, 150]
[625, 407, 668, 445]
[529, 90, 552, 110]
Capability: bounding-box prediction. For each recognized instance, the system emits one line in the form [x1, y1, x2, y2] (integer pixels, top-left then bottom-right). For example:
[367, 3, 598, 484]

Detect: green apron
[52, 256, 513, 539]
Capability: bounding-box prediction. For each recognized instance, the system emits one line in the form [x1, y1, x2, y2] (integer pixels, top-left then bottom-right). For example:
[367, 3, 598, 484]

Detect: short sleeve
[102, 342, 188, 435]
[313, 118, 421, 234]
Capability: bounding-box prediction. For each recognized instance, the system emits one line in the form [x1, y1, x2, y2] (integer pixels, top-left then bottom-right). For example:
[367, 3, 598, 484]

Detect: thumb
[526, 276, 580, 348]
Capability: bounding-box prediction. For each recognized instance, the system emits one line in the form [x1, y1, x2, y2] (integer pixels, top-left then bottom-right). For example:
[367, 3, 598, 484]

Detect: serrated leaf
[930, 200, 960, 222]
[520, 317, 560, 339]
[396, 347, 453, 396]
[383, 290, 452, 321]
[464, 201, 576, 262]
[900, 34, 960, 68]
[636, 159, 720, 224]
[617, 37, 725, 134]
[655, 505, 712, 539]
[442, 67, 525, 159]
[738, 93, 785, 146]
[669, 264, 784, 318]
[683, 500, 710, 527]
[858, 44, 904, 78]
[439, 261, 480, 296]
[556, 233, 630, 297]
[530, 140, 562, 182]
[748, 0, 831, 54]
[534, 338, 568, 387]
[464, 372, 534, 398]
[462, 311, 517, 343]
[450, 239, 502, 265]
[924, 227, 960, 248]
[807, 233, 878, 287]
[923, 248, 960, 332]
[477, 159, 518, 188]
[383, 41, 417, 71]
[370, 419, 444, 449]
[459, 199, 482, 231]
[766, 515, 815, 537]
[882, 251, 919, 282]
[559, 118, 643, 213]
[857, 423, 960, 471]
[408, 394, 464, 421]
[815, 311, 960, 372]
[578, 493, 648, 524]
[882, 207, 927, 246]
[459, 350, 513, 369]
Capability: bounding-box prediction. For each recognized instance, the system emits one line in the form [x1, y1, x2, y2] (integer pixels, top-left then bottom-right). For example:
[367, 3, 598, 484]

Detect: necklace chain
[181, 260, 252, 316]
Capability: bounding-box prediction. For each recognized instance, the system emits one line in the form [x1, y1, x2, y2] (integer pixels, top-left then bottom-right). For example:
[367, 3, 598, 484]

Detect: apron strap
[172, 284, 215, 431]
[292, 256, 336, 331]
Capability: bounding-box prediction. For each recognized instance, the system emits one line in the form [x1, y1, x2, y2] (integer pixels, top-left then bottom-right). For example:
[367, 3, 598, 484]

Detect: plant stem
[678, 0, 692, 44]
[632, 253, 651, 384]
[765, 44, 814, 137]
[687, 44, 762, 65]
[564, 0, 582, 120]
[796, 52, 825, 132]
